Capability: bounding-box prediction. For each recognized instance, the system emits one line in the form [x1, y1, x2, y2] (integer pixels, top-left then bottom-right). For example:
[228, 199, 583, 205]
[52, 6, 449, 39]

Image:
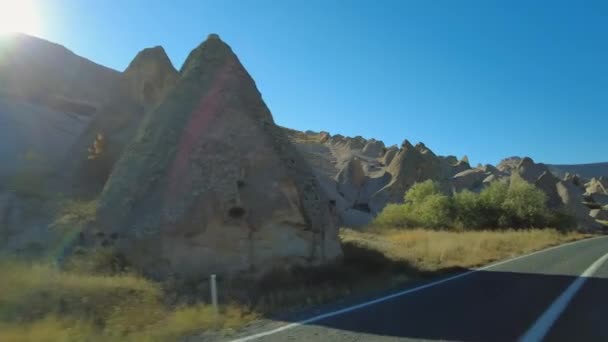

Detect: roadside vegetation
[0, 177, 592, 341]
[0, 257, 258, 342]
[374, 177, 575, 230]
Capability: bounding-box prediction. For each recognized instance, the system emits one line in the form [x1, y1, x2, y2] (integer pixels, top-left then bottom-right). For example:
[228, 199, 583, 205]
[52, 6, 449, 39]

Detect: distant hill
[548, 162, 608, 179]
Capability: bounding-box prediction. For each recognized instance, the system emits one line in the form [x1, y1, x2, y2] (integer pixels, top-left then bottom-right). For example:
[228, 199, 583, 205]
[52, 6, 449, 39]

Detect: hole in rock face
[228, 206, 246, 219]
[353, 203, 371, 213]
[110, 233, 118, 240]
[237, 180, 245, 188]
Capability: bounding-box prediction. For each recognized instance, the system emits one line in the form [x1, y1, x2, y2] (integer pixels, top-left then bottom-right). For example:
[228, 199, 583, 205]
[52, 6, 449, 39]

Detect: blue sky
[31, 0, 608, 165]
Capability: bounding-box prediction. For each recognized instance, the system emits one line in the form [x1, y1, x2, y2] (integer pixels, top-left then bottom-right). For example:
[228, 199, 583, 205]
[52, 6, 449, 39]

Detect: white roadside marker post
[210, 274, 218, 314]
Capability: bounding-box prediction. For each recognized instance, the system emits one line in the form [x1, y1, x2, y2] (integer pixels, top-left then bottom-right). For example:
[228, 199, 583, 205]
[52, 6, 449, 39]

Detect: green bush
[373, 203, 413, 228]
[412, 194, 452, 229]
[374, 178, 565, 230]
[374, 180, 452, 229]
[501, 176, 549, 228]
[404, 179, 442, 204]
[478, 181, 509, 227]
[452, 190, 484, 229]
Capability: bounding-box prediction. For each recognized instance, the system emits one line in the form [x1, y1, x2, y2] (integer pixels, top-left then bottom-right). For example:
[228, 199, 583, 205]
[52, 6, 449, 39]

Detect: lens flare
[0, 0, 42, 36]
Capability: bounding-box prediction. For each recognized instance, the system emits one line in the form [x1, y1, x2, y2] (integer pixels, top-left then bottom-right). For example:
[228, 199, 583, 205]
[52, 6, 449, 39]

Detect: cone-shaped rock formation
[94, 35, 341, 278]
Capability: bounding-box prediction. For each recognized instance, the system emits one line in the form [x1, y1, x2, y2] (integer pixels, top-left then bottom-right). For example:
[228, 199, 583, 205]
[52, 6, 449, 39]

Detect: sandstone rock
[0, 34, 121, 185]
[361, 139, 385, 158]
[0, 33, 120, 111]
[319, 131, 330, 143]
[585, 177, 608, 195]
[382, 146, 398, 166]
[95, 35, 341, 278]
[534, 171, 563, 209]
[369, 139, 443, 213]
[66, 46, 179, 195]
[483, 174, 499, 184]
[341, 208, 373, 229]
[516, 157, 550, 183]
[452, 159, 471, 176]
[452, 168, 487, 193]
[336, 158, 366, 205]
[556, 181, 601, 230]
[442, 155, 459, 165]
[590, 209, 608, 221]
[123, 46, 179, 108]
[563, 173, 585, 188]
[357, 171, 391, 210]
[589, 194, 608, 206]
[481, 164, 499, 174]
[497, 156, 523, 173]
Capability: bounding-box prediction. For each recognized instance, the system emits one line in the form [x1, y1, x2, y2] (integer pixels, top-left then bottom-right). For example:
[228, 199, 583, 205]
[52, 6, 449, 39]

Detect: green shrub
[411, 194, 452, 229]
[63, 247, 128, 275]
[478, 181, 509, 227]
[374, 180, 452, 229]
[546, 209, 577, 230]
[453, 190, 484, 229]
[373, 203, 413, 228]
[374, 178, 561, 230]
[502, 176, 549, 228]
[404, 180, 442, 204]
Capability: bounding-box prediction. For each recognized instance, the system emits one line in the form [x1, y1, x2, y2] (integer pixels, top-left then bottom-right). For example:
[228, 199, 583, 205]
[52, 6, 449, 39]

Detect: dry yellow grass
[0, 228, 591, 340]
[0, 260, 258, 341]
[341, 228, 591, 272]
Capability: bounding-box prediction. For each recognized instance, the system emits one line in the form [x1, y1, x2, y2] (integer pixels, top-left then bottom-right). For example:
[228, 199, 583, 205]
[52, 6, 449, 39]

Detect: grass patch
[0, 228, 591, 340]
[203, 228, 591, 317]
[341, 228, 590, 272]
[0, 259, 258, 341]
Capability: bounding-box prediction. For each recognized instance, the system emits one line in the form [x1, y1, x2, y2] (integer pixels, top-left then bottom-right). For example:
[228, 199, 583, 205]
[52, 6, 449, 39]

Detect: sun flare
[0, 0, 42, 36]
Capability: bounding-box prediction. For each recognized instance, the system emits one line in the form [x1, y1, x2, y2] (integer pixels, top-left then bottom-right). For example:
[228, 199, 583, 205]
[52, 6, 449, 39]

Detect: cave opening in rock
[228, 206, 246, 218]
[353, 203, 371, 213]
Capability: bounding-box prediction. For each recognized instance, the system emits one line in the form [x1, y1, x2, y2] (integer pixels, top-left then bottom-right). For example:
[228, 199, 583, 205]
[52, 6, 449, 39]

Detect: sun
[0, 0, 42, 36]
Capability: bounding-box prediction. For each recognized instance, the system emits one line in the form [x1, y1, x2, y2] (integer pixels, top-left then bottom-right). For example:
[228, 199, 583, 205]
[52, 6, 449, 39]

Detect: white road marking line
[230, 236, 608, 342]
[519, 249, 608, 342]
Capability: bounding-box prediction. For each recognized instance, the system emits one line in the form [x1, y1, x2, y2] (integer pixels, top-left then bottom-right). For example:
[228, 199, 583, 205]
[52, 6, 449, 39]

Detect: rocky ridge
[285, 130, 606, 230]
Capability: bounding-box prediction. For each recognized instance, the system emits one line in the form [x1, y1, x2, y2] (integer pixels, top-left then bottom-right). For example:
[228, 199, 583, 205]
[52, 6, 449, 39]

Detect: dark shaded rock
[590, 209, 608, 221]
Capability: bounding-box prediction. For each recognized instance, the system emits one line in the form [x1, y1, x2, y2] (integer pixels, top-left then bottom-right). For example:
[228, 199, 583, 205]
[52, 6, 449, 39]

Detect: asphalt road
[228, 236, 608, 342]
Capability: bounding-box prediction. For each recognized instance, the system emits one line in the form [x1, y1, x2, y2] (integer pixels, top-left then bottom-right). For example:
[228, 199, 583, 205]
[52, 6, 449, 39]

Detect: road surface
[228, 236, 608, 342]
